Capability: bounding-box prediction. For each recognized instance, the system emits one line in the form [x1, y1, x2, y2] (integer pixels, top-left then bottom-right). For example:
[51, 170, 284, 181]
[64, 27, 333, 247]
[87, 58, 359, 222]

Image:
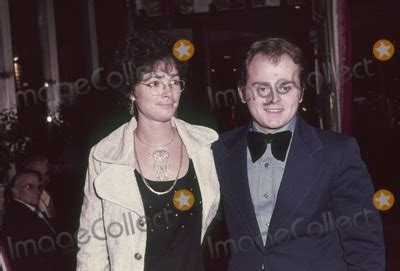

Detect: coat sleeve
[331, 137, 385, 270]
[76, 147, 109, 270]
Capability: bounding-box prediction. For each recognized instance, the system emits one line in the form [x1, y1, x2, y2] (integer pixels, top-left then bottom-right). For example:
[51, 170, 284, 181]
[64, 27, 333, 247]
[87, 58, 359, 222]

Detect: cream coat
[76, 117, 220, 271]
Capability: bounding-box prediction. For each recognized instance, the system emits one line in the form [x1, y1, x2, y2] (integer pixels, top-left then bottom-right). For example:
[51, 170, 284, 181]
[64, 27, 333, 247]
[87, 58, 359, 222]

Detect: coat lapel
[91, 116, 220, 225]
[266, 118, 324, 248]
[216, 126, 265, 251]
[94, 165, 145, 215]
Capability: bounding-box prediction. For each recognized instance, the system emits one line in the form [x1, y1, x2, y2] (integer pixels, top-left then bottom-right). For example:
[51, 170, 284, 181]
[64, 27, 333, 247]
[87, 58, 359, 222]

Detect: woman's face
[131, 62, 182, 123]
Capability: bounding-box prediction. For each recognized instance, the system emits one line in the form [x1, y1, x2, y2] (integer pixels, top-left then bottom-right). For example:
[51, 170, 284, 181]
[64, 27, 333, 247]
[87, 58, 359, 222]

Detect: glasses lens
[147, 80, 185, 95]
[170, 80, 184, 92]
[178, 80, 185, 91]
[25, 184, 43, 191]
[149, 82, 164, 95]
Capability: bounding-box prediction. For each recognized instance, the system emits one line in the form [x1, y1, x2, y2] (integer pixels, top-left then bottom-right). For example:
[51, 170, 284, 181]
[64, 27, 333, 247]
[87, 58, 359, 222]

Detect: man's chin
[256, 121, 287, 132]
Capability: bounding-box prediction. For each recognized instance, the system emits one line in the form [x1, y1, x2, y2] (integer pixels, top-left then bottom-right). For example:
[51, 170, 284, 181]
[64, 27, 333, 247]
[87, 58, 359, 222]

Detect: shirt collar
[251, 115, 297, 134]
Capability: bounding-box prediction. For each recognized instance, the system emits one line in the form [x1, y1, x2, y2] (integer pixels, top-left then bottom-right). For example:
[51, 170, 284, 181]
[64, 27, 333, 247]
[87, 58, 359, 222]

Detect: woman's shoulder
[90, 120, 133, 164]
[95, 122, 129, 147]
[174, 118, 219, 145]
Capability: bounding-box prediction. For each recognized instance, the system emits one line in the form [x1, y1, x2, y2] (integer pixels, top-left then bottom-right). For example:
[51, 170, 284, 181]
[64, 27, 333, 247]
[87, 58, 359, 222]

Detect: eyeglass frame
[137, 79, 186, 96]
[17, 183, 44, 192]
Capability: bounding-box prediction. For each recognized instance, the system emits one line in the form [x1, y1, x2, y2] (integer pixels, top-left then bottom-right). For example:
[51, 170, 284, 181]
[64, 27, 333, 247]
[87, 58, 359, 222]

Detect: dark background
[6, 0, 400, 270]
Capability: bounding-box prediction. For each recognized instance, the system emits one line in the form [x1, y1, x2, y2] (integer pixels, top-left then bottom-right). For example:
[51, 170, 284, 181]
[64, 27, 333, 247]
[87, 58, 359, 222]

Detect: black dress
[135, 160, 204, 271]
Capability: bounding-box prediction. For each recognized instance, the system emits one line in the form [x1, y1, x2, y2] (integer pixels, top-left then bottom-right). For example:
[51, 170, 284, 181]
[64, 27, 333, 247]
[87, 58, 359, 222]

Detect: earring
[129, 100, 135, 115]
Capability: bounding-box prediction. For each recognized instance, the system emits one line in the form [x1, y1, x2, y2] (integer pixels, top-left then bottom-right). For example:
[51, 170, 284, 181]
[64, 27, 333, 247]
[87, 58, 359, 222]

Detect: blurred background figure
[1, 169, 57, 271]
[24, 155, 56, 219]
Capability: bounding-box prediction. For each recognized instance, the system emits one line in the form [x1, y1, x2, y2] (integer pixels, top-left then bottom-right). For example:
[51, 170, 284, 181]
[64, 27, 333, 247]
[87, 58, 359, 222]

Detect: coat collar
[219, 115, 322, 157]
[92, 116, 218, 167]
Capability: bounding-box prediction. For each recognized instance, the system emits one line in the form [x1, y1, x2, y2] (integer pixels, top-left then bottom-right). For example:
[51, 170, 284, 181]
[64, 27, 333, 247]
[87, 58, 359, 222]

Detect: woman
[76, 31, 220, 271]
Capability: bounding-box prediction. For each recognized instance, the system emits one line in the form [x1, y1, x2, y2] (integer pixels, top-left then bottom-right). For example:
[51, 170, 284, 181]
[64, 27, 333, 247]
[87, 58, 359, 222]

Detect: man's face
[26, 161, 50, 187]
[12, 174, 42, 206]
[239, 53, 303, 133]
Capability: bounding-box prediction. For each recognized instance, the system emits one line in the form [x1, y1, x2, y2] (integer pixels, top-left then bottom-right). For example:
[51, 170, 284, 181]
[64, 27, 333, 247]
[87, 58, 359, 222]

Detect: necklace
[135, 130, 176, 148]
[134, 136, 183, 196]
[135, 130, 176, 181]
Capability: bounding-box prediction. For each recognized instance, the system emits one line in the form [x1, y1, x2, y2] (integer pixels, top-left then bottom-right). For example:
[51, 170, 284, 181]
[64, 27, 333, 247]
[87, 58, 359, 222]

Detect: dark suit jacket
[211, 117, 385, 271]
[1, 199, 57, 271]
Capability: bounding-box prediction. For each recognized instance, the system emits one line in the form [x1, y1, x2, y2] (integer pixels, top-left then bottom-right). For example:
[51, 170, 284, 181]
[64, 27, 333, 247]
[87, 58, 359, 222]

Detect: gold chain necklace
[135, 130, 176, 181]
[134, 135, 183, 196]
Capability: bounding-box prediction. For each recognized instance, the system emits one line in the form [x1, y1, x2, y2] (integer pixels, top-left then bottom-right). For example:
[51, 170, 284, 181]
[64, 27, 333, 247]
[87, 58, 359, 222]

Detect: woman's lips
[159, 103, 174, 108]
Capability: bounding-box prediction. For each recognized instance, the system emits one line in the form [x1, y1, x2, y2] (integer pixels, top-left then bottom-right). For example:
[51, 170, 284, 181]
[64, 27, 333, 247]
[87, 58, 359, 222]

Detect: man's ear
[11, 187, 19, 199]
[299, 88, 305, 103]
[238, 87, 246, 103]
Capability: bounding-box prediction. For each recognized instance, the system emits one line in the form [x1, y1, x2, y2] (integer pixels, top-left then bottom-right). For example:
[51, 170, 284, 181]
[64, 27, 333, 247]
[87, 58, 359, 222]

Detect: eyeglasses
[138, 79, 185, 96]
[18, 184, 44, 192]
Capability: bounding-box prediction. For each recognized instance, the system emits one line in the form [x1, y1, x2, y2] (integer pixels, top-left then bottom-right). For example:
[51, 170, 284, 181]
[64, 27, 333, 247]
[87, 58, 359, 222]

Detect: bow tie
[247, 130, 292, 162]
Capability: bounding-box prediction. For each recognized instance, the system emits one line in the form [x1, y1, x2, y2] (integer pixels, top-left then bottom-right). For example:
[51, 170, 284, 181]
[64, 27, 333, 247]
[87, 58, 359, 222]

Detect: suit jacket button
[134, 253, 142, 260]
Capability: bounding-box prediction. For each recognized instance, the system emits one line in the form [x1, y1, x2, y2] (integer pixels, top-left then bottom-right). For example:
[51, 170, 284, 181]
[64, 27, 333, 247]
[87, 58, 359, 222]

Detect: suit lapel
[266, 118, 324, 248]
[216, 126, 264, 250]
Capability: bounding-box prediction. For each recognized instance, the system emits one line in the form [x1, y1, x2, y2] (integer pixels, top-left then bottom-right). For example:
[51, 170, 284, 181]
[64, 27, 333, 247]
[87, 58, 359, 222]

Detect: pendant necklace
[135, 130, 176, 181]
[134, 131, 183, 195]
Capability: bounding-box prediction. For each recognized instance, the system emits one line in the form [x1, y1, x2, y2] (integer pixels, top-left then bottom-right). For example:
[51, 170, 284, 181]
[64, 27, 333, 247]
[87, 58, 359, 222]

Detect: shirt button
[264, 162, 269, 168]
[263, 194, 269, 199]
[134, 253, 142, 260]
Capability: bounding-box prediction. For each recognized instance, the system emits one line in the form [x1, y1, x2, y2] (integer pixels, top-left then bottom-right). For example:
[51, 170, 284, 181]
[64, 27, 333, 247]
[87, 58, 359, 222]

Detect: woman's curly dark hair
[113, 30, 188, 96]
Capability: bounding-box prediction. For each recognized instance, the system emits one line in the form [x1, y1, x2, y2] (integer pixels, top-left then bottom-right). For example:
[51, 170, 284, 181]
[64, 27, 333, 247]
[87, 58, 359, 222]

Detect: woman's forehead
[142, 65, 179, 80]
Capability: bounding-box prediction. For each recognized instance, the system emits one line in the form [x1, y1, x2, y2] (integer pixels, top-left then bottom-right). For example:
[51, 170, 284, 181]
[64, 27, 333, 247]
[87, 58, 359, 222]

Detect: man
[1, 170, 57, 271]
[211, 38, 385, 270]
[25, 155, 56, 218]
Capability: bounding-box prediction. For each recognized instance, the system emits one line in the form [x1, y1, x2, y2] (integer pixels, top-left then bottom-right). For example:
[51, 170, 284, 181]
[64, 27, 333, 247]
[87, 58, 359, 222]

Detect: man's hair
[9, 169, 42, 189]
[4, 169, 42, 205]
[24, 154, 48, 168]
[114, 30, 188, 92]
[238, 37, 306, 90]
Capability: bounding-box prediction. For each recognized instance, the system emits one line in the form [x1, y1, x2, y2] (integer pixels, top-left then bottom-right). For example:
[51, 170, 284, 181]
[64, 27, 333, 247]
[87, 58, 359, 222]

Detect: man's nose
[266, 88, 281, 104]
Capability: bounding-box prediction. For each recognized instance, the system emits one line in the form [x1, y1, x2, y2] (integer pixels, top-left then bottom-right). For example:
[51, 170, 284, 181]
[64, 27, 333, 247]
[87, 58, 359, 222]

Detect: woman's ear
[129, 89, 136, 102]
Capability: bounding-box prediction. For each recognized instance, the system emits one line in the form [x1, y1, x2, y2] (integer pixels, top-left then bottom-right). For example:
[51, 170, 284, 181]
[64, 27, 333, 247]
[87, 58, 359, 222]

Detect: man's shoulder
[213, 125, 249, 147]
[2, 200, 35, 228]
[5, 199, 31, 213]
[299, 119, 357, 150]
[311, 124, 354, 145]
